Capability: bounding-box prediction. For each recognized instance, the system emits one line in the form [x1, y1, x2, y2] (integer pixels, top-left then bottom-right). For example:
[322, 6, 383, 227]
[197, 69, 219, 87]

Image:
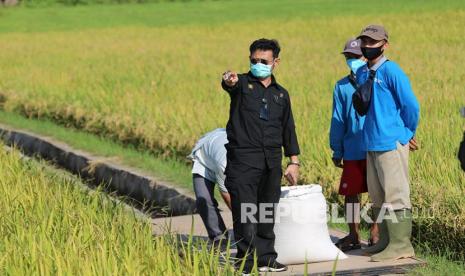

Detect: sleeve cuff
[332, 150, 343, 159]
[284, 147, 300, 157]
[221, 80, 239, 93]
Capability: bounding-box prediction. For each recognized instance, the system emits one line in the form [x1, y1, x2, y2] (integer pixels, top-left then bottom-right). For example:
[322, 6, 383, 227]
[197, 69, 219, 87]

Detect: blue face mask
[346, 58, 366, 74]
[250, 62, 273, 78]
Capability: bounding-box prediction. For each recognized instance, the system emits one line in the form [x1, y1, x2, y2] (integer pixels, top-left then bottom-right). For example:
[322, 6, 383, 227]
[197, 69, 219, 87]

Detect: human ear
[273, 57, 281, 66]
[383, 41, 389, 50]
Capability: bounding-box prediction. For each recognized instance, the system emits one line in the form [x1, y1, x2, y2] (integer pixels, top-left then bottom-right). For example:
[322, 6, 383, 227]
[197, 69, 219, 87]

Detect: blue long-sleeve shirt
[356, 57, 420, 151]
[329, 75, 366, 160]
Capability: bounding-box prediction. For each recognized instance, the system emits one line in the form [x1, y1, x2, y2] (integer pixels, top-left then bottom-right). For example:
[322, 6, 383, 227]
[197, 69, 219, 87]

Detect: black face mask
[361, 44, 384, 60]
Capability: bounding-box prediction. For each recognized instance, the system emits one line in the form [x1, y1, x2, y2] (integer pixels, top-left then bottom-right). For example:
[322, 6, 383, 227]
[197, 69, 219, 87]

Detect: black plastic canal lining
[0, 125, 197, 218]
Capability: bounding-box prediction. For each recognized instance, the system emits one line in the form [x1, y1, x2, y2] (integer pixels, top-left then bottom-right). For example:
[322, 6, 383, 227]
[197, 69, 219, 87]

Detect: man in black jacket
[221, 38, 300, 274]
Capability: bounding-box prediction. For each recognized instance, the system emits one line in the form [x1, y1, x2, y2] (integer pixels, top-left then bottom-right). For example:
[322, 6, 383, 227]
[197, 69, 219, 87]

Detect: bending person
[188, 128, 231, 243]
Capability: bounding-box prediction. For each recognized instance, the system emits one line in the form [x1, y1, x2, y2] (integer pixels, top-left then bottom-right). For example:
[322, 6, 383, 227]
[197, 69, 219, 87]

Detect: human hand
[332, 158, 343, 168]
[284, 164, 299, 185]
[409, 137, 419, 151]
[222, 70, 238, 87]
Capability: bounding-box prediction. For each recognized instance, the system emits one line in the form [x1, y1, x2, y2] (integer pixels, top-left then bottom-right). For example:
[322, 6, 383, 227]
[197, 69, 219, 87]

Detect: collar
[247, 71, 278, 87]
[369, 55, 388, 71]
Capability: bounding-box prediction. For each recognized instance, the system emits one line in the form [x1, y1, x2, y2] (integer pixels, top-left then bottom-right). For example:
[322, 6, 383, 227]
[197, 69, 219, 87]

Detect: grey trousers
[193, 174, 227, 240]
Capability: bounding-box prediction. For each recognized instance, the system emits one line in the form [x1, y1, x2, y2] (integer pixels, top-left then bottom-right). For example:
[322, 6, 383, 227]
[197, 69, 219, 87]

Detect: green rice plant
[0, 146, 236, 275]
[0, 0, 463, 259]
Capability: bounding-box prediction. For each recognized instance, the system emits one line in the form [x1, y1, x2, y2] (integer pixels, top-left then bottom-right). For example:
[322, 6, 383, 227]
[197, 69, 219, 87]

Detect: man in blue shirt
[355, 25, 420, 262]
[330, 38, 379, 252]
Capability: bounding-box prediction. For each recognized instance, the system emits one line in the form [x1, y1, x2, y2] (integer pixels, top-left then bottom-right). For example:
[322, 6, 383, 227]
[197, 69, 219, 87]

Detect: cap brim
[357, 33, 386, 41]
[341, 49, 362, 55]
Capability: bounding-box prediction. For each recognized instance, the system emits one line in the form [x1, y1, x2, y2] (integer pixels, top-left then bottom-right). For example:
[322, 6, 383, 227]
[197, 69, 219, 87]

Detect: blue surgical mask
[250, 62, 272, 78]
[346, 58, 366, 74]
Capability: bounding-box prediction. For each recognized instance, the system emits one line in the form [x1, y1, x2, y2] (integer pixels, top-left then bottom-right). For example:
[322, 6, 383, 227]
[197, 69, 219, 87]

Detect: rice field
[0, 0, 464, 258]
[0, 146, 235, 275]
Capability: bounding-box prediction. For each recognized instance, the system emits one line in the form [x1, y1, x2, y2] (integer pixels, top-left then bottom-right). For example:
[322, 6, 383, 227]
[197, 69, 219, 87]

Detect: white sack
[274, 184, 347, 265]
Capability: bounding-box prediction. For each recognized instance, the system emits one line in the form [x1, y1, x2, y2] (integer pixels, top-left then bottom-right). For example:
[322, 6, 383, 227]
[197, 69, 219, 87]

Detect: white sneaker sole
[258, 266, 287, 272]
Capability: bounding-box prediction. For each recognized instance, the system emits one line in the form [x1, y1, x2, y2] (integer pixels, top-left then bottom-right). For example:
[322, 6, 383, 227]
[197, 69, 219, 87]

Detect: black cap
[341, 38, 362, 55]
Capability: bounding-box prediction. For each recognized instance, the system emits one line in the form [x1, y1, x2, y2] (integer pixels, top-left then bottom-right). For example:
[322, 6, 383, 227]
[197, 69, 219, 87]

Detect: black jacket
[222, 72, 300, 168]
[459, 131, 465, 171]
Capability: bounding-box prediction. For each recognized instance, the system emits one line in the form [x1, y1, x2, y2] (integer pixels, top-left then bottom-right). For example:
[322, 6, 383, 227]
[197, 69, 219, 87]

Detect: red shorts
[338, 160, 368, 196]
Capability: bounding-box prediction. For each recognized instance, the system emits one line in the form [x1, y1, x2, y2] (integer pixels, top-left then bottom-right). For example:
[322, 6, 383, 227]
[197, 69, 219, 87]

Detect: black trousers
[459, 131, 465, 171]
[225, 158, 282, 268]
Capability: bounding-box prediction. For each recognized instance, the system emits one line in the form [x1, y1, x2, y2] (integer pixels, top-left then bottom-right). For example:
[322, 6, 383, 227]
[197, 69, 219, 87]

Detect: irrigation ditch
[0, 123, 197, 218]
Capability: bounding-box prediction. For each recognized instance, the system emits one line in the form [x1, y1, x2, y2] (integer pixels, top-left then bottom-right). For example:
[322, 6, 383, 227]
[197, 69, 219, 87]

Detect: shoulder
[336, 75, 350, 87]
[380, 60, 406, 76]
[275, 83, 289, 93]
[334, 76, 354, 96]
[379, 61, 412, 87]
[274, 82, 291, 99]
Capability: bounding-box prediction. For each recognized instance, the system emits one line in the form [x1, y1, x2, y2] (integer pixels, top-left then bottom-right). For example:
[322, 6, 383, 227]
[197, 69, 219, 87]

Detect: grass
[0, 0, 463, 33]
[1, 143, 463, 275]
[0, 146, 236, 275]
[0, 0, 464, 261]
[409, 246, 465, 275]
[0, 112, 465, 275]
[0, 110, 193, 191]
